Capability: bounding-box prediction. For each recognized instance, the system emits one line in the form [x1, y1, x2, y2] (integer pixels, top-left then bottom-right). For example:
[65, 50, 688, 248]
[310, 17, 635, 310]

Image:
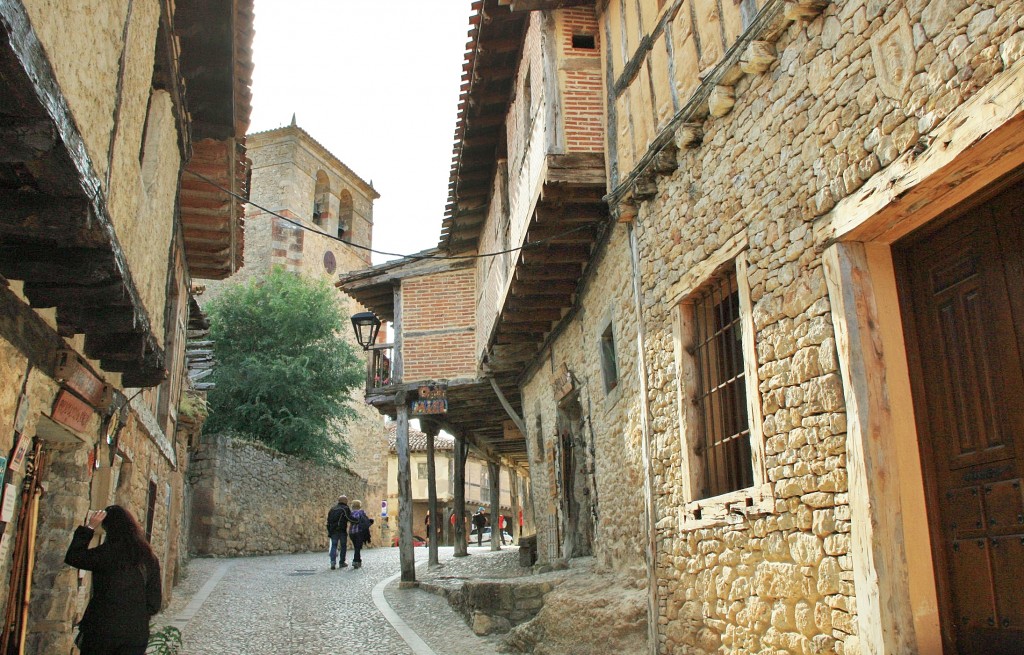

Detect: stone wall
[189, 434, 369, 557]
[601, 2, 1024, 654]
[521, 222, 647, 571]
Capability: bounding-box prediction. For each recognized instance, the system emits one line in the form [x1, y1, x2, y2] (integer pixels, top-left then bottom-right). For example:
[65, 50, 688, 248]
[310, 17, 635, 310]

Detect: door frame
[819, 55, 1024, 655]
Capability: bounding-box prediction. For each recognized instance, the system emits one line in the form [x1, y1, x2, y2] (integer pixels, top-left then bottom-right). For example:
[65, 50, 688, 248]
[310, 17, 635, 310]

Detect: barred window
[690, 270, 753, 498]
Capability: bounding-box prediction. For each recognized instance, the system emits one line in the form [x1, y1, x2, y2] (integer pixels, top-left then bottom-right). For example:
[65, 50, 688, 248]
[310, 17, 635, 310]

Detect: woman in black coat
[65, 505, 162, 655]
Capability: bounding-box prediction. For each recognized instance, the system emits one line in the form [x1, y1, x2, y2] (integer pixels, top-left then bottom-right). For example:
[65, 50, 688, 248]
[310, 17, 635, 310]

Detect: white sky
[248, 1, 474, 265]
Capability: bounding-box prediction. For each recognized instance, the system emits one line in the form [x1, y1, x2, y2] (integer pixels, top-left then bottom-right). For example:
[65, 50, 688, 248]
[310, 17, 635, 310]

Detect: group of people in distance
[326, 494, 374, 570]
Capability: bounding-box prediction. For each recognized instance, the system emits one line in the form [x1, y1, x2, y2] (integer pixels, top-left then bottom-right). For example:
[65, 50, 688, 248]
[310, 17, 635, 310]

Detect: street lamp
[350, 312, 382, 350]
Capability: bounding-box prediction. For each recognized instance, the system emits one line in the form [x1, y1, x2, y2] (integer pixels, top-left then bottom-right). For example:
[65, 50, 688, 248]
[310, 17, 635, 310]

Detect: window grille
[691, 270, 753, 498]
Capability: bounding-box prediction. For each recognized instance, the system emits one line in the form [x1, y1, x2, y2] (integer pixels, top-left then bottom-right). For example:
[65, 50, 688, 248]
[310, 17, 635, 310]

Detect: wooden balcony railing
[366, 343, 394, 390]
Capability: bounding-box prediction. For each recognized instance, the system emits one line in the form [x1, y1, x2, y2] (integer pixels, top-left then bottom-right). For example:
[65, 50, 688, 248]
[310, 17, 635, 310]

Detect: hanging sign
[411, 383, 447, 415]
[55, 350, 112, 409]
[52, 390, 94, 434]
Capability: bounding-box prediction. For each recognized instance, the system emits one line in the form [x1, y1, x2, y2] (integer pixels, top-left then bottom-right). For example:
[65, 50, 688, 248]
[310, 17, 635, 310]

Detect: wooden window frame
[673, 246, 770, 529]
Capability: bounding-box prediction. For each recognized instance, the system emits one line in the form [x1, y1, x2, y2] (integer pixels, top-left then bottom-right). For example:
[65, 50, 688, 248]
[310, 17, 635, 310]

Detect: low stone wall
[189, 434, 367, 556]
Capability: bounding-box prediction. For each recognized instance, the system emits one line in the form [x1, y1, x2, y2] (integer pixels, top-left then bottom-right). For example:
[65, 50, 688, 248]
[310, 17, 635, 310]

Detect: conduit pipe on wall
[628, 221, 659, 655]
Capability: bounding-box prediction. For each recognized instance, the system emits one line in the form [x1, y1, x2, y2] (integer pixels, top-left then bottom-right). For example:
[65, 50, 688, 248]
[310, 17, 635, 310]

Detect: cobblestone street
[157, 546, 513, 655]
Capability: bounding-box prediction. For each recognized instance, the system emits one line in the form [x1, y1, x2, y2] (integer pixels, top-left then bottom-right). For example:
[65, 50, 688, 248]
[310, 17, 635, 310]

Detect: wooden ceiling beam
[515, 263, 581, 280]
[520, 245, 590, 265]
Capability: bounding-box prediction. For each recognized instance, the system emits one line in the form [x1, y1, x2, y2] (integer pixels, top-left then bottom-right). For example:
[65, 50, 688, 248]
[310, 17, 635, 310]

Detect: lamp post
[350, 311, 381, 350]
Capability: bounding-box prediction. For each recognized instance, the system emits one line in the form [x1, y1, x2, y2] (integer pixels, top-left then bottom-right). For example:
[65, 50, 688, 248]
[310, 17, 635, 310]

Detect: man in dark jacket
[472, 507, 488, 547]
[326, 495, 355, 569]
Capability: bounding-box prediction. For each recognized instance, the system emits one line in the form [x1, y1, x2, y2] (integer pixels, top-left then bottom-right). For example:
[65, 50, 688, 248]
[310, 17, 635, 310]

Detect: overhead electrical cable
[184, 169, 602, 262]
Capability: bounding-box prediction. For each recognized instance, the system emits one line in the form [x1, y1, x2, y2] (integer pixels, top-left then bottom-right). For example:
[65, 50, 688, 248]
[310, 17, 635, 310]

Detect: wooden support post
[423, 421, 440, 568]
[509, 470, 521, 543]
[395, 392, 415, 582]
[453, 435, 468, 557]
[488, 460, 501, 551]
[823, 242, 918, 654]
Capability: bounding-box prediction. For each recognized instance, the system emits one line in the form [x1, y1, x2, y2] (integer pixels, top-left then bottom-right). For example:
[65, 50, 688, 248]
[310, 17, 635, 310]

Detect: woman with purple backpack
[348, 500, 374, 569]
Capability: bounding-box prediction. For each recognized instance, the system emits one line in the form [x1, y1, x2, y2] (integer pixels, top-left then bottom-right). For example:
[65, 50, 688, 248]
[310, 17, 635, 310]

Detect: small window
[338, 189, 353, 240]
[313, 170, 330, 226]
[572, 34, 596, 50]
[417, 462, 429, 478]
[600, 322, 618, 394]
[689, 269, 753, 498]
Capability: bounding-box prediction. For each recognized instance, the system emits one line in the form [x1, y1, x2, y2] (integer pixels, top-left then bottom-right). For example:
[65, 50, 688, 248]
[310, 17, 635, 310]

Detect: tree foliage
[205, 268, 364, 463]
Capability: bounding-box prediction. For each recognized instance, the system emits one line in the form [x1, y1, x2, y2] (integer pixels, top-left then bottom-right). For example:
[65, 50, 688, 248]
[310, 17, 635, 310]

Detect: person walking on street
[326, 495, 355, 569]
[64, 505, 162, 655]
[472, 507, 487, 547]
[498, 515, 508, 545]
[348, 500, 374, 569]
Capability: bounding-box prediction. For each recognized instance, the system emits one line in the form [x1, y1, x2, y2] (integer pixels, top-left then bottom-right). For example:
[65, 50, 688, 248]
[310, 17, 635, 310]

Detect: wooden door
[899, 188, 1024, 654]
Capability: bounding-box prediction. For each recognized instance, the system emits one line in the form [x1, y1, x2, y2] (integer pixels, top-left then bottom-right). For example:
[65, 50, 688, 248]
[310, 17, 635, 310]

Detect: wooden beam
[510, 280, 577, 297]
[502, 307, 562, 323]
[822, 242, 917, 654]
[520, 245, 590, 265]
[0, 192, 98, 245]
[514, 263, 580, 280]
[0, 116, 55, 161]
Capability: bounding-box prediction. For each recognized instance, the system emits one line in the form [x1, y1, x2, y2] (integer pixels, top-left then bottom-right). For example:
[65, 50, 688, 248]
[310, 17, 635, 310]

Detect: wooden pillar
[423, 421, 440, 567]
[509, 469, 520, 543]
[823, 242, 918, 654]
[395, 392, 415, 582]
[453, 435, 468, 557]
[488, 460, 501, 551]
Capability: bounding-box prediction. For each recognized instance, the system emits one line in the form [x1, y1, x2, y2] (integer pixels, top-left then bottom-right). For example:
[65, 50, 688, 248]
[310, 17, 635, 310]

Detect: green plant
[178, 392, 208, 420]
[204, 267, 363, 463]
[147, 625, 182, 655]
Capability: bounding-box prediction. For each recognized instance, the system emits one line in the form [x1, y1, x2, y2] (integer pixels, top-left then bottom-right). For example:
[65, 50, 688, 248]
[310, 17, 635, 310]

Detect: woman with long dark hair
[65, 505, 162, 655]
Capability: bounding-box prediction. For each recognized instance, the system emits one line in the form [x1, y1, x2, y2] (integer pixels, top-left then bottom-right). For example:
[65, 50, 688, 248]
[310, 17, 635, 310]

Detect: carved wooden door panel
[901, 190, 1024, 654]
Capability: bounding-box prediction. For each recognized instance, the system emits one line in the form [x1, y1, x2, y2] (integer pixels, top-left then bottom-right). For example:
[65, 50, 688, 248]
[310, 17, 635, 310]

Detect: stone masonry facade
[189, 434, 368, 557]
[509, 0, 1024, 654]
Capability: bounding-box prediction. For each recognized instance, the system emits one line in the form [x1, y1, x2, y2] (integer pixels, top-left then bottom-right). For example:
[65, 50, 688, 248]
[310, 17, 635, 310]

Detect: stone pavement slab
[155, 544, 524, 655]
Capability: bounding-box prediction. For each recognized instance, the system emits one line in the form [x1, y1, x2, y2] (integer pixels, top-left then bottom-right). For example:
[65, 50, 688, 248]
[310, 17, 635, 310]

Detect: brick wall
[559, 7, 604, 153]
[402, 269, 477, 382]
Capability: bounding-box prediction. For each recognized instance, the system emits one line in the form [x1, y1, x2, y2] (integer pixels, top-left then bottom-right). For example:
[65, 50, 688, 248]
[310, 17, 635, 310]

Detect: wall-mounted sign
[9, 433, 31, 474]
[55, 350, 112, 409]
[411, 383, 447, 415]
[552, 363, 574, 400]
[503, 419, 523, 440]
[0, 483, 17, 522]
[323, 250, 337, 274]
[52, 390, 94, 434]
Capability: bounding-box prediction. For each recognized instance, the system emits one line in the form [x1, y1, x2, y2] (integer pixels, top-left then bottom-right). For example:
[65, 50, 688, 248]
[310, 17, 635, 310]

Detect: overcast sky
[248, 1, 473, 265]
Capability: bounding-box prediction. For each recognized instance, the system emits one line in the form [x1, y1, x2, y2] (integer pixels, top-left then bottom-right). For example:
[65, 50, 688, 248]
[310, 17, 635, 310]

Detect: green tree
[205, 268, 364, 463]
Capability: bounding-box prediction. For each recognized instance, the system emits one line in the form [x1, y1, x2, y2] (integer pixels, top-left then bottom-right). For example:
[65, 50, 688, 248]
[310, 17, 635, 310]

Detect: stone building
[0, 0, 252, 651]
[344, 0, 1024, 653]
[199, 121, 390, 543]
